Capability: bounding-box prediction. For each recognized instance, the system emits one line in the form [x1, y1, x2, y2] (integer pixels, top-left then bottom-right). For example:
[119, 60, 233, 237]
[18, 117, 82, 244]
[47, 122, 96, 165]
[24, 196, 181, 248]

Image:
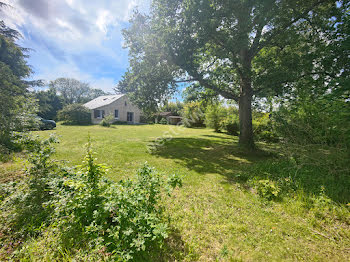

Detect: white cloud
[0, 0, 150, 93]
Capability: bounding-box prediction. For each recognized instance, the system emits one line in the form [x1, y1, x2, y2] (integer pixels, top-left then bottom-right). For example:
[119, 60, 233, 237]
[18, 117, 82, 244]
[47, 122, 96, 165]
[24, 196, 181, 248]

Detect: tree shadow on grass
[151, 136, 274, 183]
[136, 228, 194, 262]
[151, 136, 349, 204]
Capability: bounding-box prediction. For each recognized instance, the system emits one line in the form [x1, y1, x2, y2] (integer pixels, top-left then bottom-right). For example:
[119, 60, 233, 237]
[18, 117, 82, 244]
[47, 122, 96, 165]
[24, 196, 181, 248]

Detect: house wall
[90, 96, 142, 124]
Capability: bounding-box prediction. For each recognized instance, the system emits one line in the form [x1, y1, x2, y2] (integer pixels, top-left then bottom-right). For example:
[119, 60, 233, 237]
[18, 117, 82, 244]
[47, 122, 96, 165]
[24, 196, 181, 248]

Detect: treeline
[35, 78, 108, 121]
[0, 15, 106, 155]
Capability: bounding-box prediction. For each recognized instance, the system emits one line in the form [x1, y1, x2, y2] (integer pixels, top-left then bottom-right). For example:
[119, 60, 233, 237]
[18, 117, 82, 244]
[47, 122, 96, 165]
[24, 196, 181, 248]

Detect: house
[155, 112, 183, 125]
[84, 94, 142, 124]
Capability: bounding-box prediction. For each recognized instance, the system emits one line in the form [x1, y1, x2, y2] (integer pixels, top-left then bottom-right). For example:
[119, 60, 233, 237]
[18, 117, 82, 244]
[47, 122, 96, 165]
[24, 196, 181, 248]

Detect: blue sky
[1, 0, 151, 93]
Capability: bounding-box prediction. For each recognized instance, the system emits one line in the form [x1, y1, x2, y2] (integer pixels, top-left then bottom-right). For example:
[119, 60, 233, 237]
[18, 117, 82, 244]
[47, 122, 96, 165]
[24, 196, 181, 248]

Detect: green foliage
[273, 96, 349, 147]
[222, 106, 240, 136]
[183, 84, 219, 106]
[205, 103, 226, 132]
[159, 118, 168, 125]
[252, 112, 278, 142]
[99, 114, 114, 127]
[160, 101, 183, 116]
[57, 104, 91, 125]
[35, 88, 63, 120]
[0, 28, 40, 150]
[182, 102, 205, 128]
[0, 134, 59, 238]
[49, 78, 107, 105]
[225, 121, 239, 136]
[119, 0, 345, 148]
[255, 179, 280, 201]
[0, 136, 182, 260]
[244, 157, 350, 224]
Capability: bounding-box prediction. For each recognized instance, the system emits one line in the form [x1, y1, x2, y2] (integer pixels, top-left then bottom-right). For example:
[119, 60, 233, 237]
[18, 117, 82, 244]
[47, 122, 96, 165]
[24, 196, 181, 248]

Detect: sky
[0, 0, 151, 93]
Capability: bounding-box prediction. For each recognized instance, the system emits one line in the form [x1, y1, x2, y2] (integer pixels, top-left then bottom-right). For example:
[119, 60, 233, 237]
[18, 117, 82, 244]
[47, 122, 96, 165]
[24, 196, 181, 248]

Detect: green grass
[1, 123, 350, 261]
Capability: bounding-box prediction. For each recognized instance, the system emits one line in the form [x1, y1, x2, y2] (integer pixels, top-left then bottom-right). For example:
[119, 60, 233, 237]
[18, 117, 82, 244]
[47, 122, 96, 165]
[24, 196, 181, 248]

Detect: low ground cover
[1, 124, 349, 261]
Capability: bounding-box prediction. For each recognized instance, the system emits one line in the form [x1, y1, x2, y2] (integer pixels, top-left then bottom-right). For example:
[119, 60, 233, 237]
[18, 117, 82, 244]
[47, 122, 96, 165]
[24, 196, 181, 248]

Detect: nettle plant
[0, 134, 60, 237]
[54, 140, 182, 260]
[1, 135, 182, 261]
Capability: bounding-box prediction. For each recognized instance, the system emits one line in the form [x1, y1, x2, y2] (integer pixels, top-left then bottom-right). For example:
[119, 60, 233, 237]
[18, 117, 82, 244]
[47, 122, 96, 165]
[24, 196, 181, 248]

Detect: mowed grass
[3, 124, 350, 261]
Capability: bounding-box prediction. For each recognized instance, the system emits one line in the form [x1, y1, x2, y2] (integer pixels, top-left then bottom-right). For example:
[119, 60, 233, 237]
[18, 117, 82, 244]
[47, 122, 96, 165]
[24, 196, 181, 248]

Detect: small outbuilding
[84, 94, 142, 124]
[155, 112, 183, 125]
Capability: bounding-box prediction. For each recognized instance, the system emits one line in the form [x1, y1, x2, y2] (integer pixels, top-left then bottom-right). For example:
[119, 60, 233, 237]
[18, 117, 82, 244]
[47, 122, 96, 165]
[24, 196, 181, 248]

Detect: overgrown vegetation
[0, 134, 182, 260]
[57, 104, 91, 125]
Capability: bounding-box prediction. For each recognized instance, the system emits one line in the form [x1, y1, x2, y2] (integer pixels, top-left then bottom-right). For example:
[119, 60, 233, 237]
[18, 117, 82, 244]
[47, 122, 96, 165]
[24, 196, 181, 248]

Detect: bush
[255, 179, 280, 200]
[140, 114, 154, 124]
[182, 102, 205, 128]
[99, 114, 114, 127]
[205, 103, 226, 132]
[225, 121, 239, 136]
[273, 97, 349, 147]
[159, 118, 168, 125]
[0, 136, 182, 261]
[252, 112, 279, 142]
[57, 104, 91, 125]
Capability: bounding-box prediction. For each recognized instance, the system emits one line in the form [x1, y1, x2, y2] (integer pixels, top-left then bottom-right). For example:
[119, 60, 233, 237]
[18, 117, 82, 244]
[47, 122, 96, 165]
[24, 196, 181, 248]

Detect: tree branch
[256, 0, 331, 52]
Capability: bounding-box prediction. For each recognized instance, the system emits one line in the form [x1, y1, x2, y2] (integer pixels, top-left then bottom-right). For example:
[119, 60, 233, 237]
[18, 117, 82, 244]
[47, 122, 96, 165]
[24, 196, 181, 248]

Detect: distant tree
[89, 88, 109, 100]
[49, 78, 108, 105]
[35, 88, 63, 120]
[49, 78, 90, 104]
[160, 101, 183, 116]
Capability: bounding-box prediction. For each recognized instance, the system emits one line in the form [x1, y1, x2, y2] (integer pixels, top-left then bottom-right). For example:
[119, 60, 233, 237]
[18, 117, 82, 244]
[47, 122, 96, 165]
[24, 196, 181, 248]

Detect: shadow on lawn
[151, 136, 350, 204]
[151, 136, 273, 182]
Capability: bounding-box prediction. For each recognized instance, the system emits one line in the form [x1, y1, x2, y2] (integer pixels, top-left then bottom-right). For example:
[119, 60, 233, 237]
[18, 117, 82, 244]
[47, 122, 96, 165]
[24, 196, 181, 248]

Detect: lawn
[2, 124, 349, 261]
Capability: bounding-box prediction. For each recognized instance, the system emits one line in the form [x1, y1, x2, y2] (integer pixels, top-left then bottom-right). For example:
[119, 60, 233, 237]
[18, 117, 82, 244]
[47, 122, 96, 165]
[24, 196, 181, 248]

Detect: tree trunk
[238, 80, 254, 149]
[238, 50, 255, 149]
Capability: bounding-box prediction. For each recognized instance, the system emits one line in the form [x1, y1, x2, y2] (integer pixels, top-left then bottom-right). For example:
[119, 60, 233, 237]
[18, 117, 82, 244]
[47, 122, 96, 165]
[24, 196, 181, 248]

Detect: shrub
[57, 104, 91, 125]
[99, 114, 114, 127]
[159, 118, 168, 125]
[273, 97, 349, 147]
[0, 134, 59, 237]
[255, 179, 280, 200]
[205, 103, 226, 132]
[0, 136, 182, 261]
[252, 112, 279, 142]
[225, 120, 239, 136]
[182, 102, 205, 128]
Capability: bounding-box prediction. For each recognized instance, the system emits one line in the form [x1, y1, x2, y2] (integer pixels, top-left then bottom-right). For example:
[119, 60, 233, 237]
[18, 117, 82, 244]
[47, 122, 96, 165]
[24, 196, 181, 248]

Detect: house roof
[83, 94, 125, 109]
[168, 116, 182, 119]
[156, 112, 173, 116]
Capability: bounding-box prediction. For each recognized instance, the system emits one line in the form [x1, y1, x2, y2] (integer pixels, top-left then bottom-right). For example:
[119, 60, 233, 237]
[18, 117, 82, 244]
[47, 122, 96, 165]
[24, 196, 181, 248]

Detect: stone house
[84, 94, 142, 124]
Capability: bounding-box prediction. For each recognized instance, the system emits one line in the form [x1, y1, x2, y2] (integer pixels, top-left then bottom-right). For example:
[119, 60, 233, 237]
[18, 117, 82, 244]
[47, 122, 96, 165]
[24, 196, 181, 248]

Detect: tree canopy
[49, 77, 108, 105]
[118, 0, 348, 149]
[0, 5, 40, 146]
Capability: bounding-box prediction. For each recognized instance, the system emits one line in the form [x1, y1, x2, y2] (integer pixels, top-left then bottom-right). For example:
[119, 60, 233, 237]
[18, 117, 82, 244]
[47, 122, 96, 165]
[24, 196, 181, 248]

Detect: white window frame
[94, 109, 105, 119]
[114, 109, 119, 119]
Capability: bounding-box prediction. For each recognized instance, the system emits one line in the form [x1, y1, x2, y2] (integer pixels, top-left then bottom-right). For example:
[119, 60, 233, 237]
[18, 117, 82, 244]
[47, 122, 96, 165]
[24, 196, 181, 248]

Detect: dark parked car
[37, 117, 56, 130]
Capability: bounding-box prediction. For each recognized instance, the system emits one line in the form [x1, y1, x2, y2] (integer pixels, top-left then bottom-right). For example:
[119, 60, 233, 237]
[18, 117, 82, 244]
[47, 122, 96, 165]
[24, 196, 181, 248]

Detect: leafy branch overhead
[117, 0, 348, 148]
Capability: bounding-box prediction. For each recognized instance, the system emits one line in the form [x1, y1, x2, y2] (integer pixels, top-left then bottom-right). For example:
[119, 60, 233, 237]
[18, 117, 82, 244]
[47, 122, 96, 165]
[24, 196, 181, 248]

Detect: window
[114, 109, 119, 119]
[93, 109, 105, 119]
[127, 112, 134, 122]
[125, 101, 127, 106]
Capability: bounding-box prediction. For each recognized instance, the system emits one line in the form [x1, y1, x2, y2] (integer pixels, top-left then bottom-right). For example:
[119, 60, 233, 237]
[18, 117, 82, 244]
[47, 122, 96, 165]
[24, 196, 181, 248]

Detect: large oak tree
[118, 0, 344, 149]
